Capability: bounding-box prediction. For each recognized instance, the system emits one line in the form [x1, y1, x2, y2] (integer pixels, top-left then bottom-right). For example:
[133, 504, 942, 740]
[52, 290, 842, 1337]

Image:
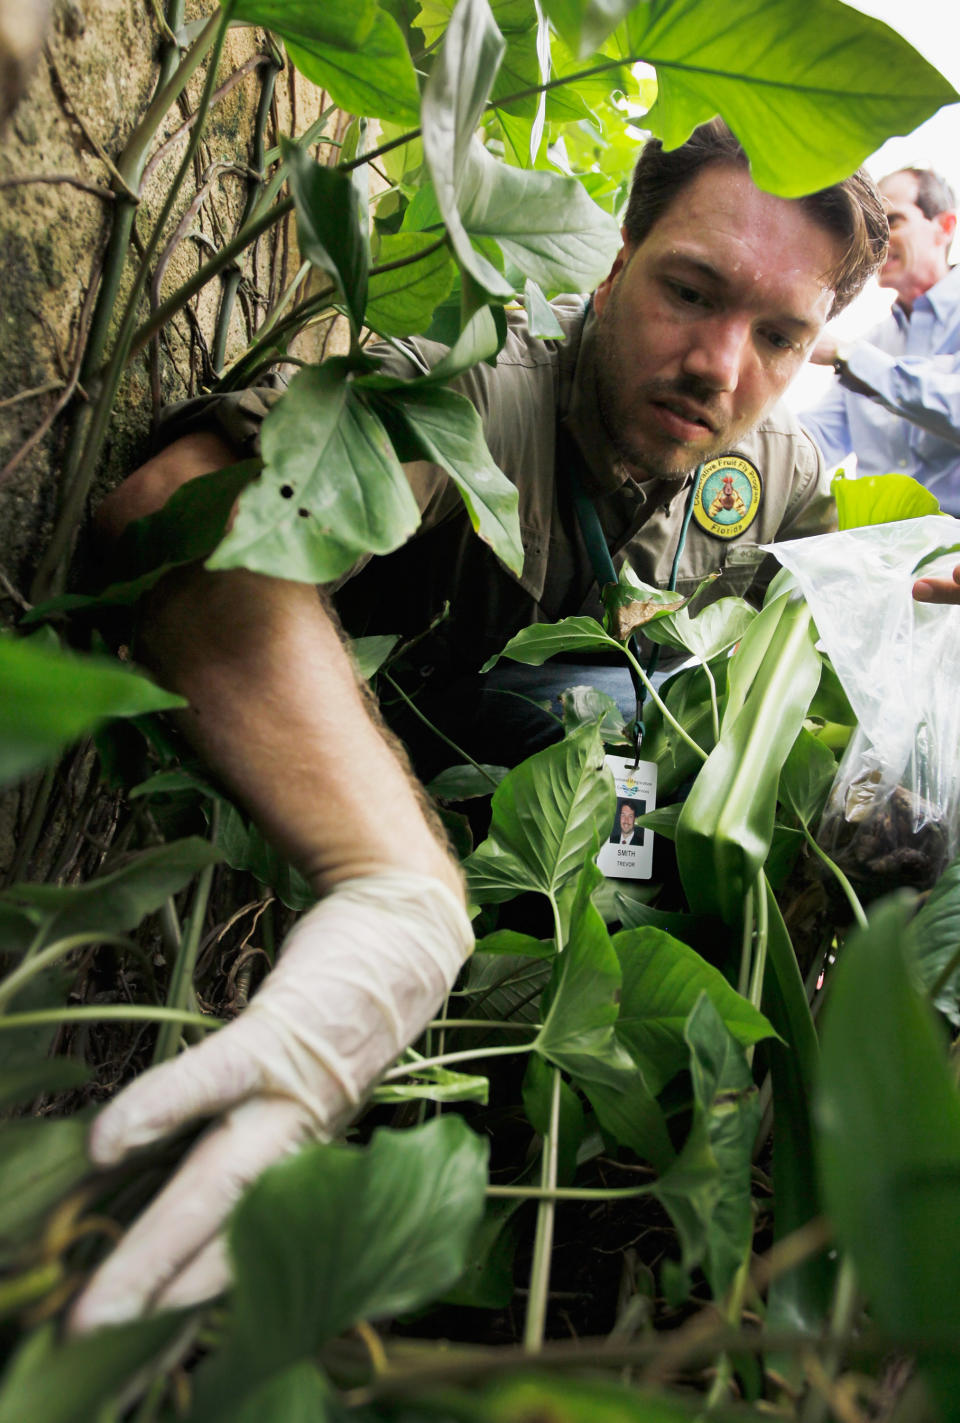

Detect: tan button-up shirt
[160, 298, 836, 674]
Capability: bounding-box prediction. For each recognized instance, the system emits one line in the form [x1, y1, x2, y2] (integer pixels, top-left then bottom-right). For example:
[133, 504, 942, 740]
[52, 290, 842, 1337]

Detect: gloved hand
[69, 870, 473, 1332]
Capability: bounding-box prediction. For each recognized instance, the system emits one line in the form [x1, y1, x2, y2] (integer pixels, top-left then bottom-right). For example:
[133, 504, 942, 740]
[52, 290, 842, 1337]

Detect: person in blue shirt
[801, 167, 960, 514]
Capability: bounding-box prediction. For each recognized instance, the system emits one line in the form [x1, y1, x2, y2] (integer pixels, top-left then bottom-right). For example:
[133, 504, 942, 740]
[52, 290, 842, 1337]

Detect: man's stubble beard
[593, 291, 728, 484]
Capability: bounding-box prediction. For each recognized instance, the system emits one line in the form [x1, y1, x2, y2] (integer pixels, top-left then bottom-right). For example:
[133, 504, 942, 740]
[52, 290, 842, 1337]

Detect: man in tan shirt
[73, 121, 889, 1329]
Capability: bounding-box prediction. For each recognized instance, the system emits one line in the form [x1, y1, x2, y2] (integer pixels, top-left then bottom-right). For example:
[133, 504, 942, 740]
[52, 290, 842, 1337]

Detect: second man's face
[591, 163, 842, 483]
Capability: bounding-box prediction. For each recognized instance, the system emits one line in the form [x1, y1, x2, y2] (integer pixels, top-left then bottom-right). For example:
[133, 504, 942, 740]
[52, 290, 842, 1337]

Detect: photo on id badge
[596, 755, 656, 880]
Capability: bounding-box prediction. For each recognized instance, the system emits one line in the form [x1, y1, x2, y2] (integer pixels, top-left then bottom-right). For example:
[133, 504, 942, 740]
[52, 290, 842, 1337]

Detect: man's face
[592, 164, 842, 482]
[619, 803, 636, 836]
[878, 171, 954, 308]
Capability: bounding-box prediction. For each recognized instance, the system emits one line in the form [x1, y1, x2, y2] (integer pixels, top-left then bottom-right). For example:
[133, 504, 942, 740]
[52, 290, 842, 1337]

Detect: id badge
[596, 754, 657, 880]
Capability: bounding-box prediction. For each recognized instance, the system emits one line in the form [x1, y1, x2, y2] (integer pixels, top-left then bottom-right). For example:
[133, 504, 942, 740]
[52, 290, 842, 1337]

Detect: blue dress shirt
[800, 265, 960, 515]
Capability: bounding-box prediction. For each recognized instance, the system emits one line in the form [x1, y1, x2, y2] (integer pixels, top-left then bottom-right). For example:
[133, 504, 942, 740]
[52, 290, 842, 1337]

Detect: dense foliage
[2, 0, 960, 1419]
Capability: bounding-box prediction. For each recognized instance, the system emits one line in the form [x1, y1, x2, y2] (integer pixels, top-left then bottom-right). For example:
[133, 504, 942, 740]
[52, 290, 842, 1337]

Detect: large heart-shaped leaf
[779, 725, 837, 828]
[0, 637, 185, 790]
[817, 897, 960, 1415]
[615, 0, 957, 198]
[464, 721, 613, 904]
[237, 0, 421, 125]
[196, 1118, 487, 1413]
[613, 926, 776, 1095]
[832, 471, 943, 529]
[208, 362, 421, 583]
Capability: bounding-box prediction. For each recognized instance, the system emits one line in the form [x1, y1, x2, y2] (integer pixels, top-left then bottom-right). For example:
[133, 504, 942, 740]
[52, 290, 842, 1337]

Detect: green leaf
[443, 1195, 523, 1310]
[482, 615, 614, 673]
[233, 0, 378, 49]
[216, 803, 316, 912]
[206, 1118, 488, 1407]
[427, 763, 508, 799]
[421, 0, 512, 298]
[283, 142, 369, 335]
[372, 1063, 489, 1104]
[0, 838, 221, 943]
[817, 897, 960, 1412]
[643, 597, 756, 662]
[464, 722, 613, 904]
[457, 146, 621, 295]
[230, 1363, 334, 1423]
[523, 278, 565, 339]
[676, 595, 820, 924]
[779, 726, 836, 827]
[268, 4, 421, 125]
[617, 0, 958, 199]
[541, 0, 640, 58]
[536, 861, 674, 1167]
[369, 383, 524, 573]
[612, 926, 777, 1096]
[560, 684, 624, 741]
[0, 637, 185, 789]
[910, 857, 960, 1027]
[365, 233, 455, 337]
[0, 1118, 90, 1265]
[351, 633, 399, 679]
[653, 993, 760, 1300]
[832, 471, 943, 529]
[912, 541, 960, 579]
[208, 363, 421, 583]
[0, 1315, 188, 1423]
[762, 880, 831, 1340]
[463, 949, 552, 1023]
[468, 1371, 744, 1421]
[634, 805, 681, 840]
[0, 1058, 91, 1112]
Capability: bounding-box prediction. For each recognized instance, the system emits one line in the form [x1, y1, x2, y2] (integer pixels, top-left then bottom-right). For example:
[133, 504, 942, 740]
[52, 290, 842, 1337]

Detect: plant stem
[382, 1042, 533, 1080]
[0, 934, 133, 1012]
[799, 1254, 859, 1423]
[524, 1065, 562, 1352]
[928, 940, 960, 1003]
[0, 1006, 221, 1030]
[702, 1253, 751, 1411]
[747, 871, 769, 1011]
[737, 882, 754, 998]
[383, 673, 498, 787]
[488, 1181, 651, 1202]
[621, 642, 708, 762]
[32, 6, 232, 598]
[703, 659, 720, 743]
[152, 831, 217, 1064]
[799, 821, 868, 931]
[425, 1019, 542, 1031]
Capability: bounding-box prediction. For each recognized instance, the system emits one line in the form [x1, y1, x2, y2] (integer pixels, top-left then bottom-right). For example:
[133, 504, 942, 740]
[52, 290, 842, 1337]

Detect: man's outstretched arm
[71, 432, 473, 1330]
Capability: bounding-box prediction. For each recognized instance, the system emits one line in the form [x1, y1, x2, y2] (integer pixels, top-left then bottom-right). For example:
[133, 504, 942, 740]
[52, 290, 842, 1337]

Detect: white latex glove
[69, 871, 473, 1332]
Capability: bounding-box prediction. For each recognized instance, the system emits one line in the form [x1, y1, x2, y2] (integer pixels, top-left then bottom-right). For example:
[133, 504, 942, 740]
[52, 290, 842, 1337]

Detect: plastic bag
[767, 514, 960, 895]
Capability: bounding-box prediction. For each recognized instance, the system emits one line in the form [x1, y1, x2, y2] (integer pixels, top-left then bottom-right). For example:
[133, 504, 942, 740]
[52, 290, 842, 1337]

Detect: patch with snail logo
[692, 456, 762, 540]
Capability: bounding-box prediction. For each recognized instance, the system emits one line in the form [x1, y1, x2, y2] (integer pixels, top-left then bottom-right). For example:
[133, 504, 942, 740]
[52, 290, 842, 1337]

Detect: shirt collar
[921, 263, 960, 321]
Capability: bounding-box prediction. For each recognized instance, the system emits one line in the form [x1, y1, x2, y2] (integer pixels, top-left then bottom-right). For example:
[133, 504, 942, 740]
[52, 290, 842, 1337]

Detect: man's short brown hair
[622, 119, 889, 317]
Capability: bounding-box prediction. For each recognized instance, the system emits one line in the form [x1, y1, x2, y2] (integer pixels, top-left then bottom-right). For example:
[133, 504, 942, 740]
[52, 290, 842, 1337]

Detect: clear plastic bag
[767, 514, 960, 895]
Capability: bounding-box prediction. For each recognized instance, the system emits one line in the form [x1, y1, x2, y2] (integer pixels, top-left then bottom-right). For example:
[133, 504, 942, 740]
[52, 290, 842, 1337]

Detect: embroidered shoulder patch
[692, 456, 762, 540]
